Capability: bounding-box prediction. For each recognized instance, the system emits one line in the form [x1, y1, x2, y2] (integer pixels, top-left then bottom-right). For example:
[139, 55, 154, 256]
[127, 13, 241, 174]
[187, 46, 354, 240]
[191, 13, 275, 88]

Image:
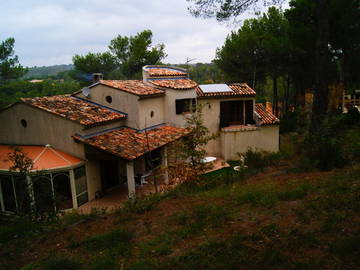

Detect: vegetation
[2, 127, 360, 269]
[0, 38, 27, 83]
[73, 30, 166, 80]
[0, 80, 80, 108]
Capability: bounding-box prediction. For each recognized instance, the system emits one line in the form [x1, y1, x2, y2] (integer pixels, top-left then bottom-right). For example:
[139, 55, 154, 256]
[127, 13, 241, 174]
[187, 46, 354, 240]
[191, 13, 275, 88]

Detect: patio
[77, 158, 230, 214]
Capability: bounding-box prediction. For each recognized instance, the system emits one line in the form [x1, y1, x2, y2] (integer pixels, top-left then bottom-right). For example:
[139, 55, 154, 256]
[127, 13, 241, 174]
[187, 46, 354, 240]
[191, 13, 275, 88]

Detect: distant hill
[22, 64, 74, 79]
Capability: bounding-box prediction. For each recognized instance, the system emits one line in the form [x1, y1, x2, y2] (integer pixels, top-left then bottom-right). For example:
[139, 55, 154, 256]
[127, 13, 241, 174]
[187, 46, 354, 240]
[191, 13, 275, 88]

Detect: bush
[303, 112, 360, 171]
[240, 148, 281, 171]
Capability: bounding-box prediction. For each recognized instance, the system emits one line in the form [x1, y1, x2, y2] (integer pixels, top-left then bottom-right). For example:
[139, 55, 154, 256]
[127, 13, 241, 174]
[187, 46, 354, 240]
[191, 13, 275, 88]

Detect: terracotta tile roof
[196, 83, 256, 97]
[0, 145, 83, 172]
[147, 67, 187, 77]
[255, 103, 280, 125]
[21, 95, 126, 127]
[74, 125, 190, 160]
[97, 80, 165, 97]
[148, 79, 198, 90]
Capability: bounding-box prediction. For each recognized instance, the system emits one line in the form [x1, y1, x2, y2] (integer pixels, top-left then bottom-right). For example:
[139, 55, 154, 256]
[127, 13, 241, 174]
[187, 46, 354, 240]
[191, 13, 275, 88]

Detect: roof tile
[255, 103, 280, 125]
[148, 79, 198, 90]
[97, 80, 165, 96]
[147, 67, 187, 77]
[22, 95, 126, 127]
[75, 125, 190, 160]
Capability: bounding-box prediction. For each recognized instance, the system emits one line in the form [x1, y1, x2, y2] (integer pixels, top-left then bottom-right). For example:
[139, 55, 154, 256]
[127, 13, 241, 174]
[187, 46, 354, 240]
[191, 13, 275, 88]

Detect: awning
[0, 145, 84, 172]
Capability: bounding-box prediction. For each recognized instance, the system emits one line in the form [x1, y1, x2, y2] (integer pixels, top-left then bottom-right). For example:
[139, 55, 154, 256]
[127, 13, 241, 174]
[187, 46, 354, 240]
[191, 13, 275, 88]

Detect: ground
[1, 134, 359, 270]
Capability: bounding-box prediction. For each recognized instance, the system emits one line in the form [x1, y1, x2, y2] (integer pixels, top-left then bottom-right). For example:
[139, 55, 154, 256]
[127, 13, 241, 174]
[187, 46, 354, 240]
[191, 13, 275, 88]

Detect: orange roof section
[74, 125, 190, 160]
[148, 79, 198, 90]
[22, 95, 126, 127]
[255, 104, 280, 125]
[0, 145, 84, 172]
[96, 80, 165, 97]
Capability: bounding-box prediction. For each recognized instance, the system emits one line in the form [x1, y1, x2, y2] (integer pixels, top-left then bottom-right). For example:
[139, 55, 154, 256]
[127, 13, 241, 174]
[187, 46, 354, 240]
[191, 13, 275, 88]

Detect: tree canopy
[0, 38, 27, 83]
[73, 30, 166, 80]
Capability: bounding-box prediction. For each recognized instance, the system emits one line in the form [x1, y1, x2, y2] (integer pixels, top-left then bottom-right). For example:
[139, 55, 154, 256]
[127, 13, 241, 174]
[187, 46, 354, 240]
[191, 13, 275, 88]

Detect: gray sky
[1, 0, 288, 67]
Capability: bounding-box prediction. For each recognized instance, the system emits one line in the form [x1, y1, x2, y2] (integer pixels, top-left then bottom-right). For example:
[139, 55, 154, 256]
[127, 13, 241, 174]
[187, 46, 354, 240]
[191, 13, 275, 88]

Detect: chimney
[92, 73, 103, 83]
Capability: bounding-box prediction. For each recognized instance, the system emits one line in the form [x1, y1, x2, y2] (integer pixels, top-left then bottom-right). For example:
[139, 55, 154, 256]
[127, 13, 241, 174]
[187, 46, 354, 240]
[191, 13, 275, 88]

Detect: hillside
[22, 64, 74, 79]
[1, 134, 359, 270]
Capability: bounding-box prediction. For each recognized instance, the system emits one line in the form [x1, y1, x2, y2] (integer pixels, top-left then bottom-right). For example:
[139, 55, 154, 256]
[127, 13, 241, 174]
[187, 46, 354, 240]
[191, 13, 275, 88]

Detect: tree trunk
[272, 73, 278, 117]
[285, 74, 291, 112]
[310, 0, 330, 133]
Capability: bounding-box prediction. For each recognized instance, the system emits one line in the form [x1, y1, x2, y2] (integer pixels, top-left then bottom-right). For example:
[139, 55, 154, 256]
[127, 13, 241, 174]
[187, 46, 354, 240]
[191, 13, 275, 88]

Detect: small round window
[150, 111, 154, 118]
[105, 96, 112, 103]
[21, 119, 27, 128]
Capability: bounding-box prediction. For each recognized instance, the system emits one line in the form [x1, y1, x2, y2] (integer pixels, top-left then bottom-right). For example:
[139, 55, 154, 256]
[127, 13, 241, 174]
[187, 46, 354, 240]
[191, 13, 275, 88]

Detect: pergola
[0, 145, 85, 213]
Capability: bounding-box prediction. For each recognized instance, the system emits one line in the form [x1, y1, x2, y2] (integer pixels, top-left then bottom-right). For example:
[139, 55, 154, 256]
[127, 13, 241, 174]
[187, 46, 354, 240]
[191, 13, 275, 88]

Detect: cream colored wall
[0, 103, 85, 159]
[220, 125, 279, 160]
[138, 97, 165, 129]
[198, 97, 255, 157]
[75, 85, 140, 129]
[85, 160, 101, 201]
[164, 88, 197, 127]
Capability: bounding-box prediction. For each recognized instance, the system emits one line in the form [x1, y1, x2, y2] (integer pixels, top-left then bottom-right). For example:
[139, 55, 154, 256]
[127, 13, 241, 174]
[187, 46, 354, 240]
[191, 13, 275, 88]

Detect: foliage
[175, 63, 224, 84]
[73, 52, 117, 79]
[239, 148, 282, 171]
[0, 37, 27, 83]
[22, 64, 74, 80]
[109, 30, 166, 78]
[73, 30, 166, 80]
[303, 111, 360, 171]
[0, 80, 81, 108]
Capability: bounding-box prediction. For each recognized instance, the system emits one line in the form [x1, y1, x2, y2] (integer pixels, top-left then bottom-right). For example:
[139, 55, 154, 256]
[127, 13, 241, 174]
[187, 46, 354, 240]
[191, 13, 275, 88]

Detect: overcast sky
[1, 0, 288, 67]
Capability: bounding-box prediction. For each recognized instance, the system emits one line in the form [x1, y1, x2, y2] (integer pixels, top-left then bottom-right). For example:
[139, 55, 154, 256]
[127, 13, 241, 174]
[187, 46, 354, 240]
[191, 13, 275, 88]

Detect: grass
[2, 141, 360, 270]
[36, 256, 82, 270]
[82, 228, 133, 254]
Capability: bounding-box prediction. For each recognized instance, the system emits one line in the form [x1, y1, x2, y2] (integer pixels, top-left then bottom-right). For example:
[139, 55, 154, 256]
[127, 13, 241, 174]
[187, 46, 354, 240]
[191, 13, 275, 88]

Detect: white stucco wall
[0, 103, 85, 159]
[85, 160, 101, 201]
[198, 97, 256, 157]
[220, 125, 279, 160]
[164, 88, 197, 127]
[75, 85, 140, 129]
[138, 97, 165, 129]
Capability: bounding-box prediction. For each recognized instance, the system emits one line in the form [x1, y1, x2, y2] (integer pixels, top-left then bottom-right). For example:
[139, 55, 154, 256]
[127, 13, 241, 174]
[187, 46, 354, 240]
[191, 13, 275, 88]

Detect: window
[20, 119, 27, 128]
[105, 95, 112, 104]
[176, 98, 196, 114]
[150, 111, 154, 118]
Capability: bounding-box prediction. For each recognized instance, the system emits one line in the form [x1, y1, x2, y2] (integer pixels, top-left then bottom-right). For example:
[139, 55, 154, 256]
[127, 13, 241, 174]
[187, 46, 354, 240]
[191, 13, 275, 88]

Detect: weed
[123, 193, 164, 214]
[38, 256, 82, 270]
[89, 253, 118, 270]
[82, 228, 133, 254]
[278, 183, 313, 201]
[139, 233, 174, 256]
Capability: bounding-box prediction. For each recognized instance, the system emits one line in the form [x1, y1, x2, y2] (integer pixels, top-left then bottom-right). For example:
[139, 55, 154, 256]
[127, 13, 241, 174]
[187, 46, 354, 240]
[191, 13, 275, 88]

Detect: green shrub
[240, 149, 282, 171]
[123, 193, 164, 214]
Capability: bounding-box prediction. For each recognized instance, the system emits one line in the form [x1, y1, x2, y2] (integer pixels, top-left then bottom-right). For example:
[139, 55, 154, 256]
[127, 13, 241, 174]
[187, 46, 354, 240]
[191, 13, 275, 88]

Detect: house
[0, 65, 279, 213]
